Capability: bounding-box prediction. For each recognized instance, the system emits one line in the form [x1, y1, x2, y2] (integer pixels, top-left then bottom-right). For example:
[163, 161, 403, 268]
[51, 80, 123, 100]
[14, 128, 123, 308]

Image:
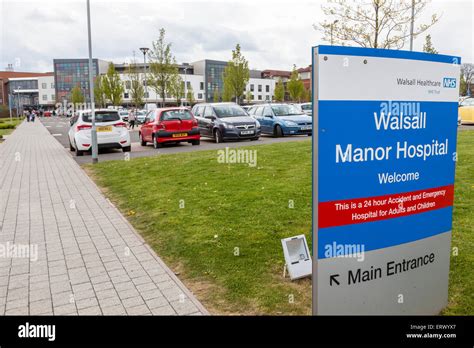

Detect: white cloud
[0, 0, 472, 72]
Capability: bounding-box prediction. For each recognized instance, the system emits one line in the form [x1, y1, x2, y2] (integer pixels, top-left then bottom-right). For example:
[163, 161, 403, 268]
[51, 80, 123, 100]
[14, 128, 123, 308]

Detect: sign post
[312, 46, 461, 315]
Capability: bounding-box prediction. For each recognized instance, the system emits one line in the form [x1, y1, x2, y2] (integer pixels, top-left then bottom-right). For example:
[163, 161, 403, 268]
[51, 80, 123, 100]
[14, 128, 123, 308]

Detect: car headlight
[255, 120, 261, 128]
[285, 120, 298, 127]
[222, 123, 234, 129]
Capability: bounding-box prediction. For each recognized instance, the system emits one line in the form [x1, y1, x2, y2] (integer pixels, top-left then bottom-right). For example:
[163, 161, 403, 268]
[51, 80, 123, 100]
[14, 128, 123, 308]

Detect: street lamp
[139, 47, 149, 109]
[17, 86, 22, 117]
[86, 0, 98, 164]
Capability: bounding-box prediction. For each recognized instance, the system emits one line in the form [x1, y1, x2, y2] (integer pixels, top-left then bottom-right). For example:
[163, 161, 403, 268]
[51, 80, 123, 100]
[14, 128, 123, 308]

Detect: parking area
[40, 116, 312, 164]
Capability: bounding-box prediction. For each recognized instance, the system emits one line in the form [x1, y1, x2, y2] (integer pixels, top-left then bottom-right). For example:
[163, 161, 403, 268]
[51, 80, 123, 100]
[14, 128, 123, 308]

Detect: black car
[191, 102, 261, 143]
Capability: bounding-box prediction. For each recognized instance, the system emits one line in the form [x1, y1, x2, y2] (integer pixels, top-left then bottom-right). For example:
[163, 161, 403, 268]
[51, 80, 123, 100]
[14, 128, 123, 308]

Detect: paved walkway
[0, 120, 207, 315]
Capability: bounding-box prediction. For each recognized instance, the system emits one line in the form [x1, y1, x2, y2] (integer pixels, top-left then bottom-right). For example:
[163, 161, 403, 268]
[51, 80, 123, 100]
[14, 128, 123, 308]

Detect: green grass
[87, 141, 312, 314]
[442, 130, 474, 315]
[86, 131, 474, 315]
[0, 118, 23, 137]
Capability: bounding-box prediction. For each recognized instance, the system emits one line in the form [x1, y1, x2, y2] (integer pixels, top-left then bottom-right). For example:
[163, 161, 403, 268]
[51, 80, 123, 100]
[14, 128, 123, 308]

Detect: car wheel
[307, 133, 312, 136]
[122, 146, 131, 152]
[139, 132, 147, 146]
[153, 135, 161, 149]
[214, 129, 223, 143]
[69, 140, 75, 151]
[192, 140, 200, 146]
[274, 125, 284, 137]
[75, 147, 84, 157]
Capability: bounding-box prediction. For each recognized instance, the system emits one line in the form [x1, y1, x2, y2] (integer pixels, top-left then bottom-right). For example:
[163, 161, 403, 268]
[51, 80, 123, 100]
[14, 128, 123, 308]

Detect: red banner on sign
[318, 185, 454, 228]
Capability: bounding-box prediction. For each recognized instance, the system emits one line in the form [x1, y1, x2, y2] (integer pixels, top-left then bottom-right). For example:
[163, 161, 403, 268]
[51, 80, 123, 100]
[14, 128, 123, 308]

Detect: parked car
[297, 102, 312, 116]
[459, 97, 474, 125]
[68, 109, 131, 156]
[248, 103, 312, 137]
[43, 110, 52, 117]
[119, 110, 129, 122]
[191, 102, 260, 143]
[136, 110, 147, 124]
[139, 107, 200, 148]
[242, 105, 252, 113]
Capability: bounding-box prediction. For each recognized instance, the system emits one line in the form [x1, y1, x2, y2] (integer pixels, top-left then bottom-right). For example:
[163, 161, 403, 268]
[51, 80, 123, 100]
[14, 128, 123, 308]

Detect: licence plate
[300, 125, 312, 130]
[97, 126, 112, 132]
[172, 133, 188, 137]
[241, 130, 254, 135]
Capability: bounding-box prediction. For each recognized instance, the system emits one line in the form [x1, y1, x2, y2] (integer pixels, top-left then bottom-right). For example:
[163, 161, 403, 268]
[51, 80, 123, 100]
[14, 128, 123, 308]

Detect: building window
[42, 83, 47, 89]
[51, 83, 55, 89]
[144, 92, 149, 98]
[51, 94, 55, 101]
[258, 85, 262, 92]
[250, 84, 254, 92]
[198, 93, 203, 99]
[42, 95, 47, 101]
[124, 93, 129, 99]
[258, 95, 262, 100]
[125, 81, 131, 90]
[200, 82, 204, 90]
[252, 94, 255, 100]
[265, 95, 270, 101]
[266, 85, 270, 93]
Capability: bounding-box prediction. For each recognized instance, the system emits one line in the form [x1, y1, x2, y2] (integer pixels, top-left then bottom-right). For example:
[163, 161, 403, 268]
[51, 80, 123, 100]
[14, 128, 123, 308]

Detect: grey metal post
[409, 0, 415, 51]
[140, 48, 149, 109]
[87, 0, 98, 164]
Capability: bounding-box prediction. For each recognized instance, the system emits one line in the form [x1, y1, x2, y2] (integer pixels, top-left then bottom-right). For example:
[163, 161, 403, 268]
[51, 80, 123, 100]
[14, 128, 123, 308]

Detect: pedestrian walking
[31, 110, 36, 122]
[25, 110, 30, 122]
[128, 109, 136, 130]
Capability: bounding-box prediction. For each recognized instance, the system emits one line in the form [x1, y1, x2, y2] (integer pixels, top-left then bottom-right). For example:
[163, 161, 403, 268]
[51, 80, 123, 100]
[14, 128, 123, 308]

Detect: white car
[136, 110, 147, 124]
[68, 109, 131, 156]
[118, 110, 129, 121]
[298, 103, 312, 116]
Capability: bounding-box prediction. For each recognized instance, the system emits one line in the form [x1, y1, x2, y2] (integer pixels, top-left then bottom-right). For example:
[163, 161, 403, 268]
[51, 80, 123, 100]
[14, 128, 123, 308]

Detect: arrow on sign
[330, 274, 340, 286]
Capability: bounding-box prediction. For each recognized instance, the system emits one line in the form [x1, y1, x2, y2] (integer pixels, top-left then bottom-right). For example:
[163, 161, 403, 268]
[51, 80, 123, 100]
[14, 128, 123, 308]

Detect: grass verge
[0, 118, 23, 137]
[86, 131, 473, 315]
[86, 140, 312, 314]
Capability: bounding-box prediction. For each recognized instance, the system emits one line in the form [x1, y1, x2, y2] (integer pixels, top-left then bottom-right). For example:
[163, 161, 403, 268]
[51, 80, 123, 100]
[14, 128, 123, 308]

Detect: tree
[149, 28, 179, 107]
[169, 73, 184, 105]
[222, 78, 233, 102]
[274, 78, 285, 102]
[71, 85, 85, 106]
[213, 86, 220, 102]
[245, 90, 252, 104]
[94, 75, 107, 108]
[461, 63, 474, 96]
[103, 63, 124, 106]
[287, 65, 305, 102]
[316, 0, 439, 49]
[460, 75, 467, 96]
[187, 85, 195, 105]
[127, 60, 145, 108]
[222, 44, 250, 104]
[423, 34, 438, 54]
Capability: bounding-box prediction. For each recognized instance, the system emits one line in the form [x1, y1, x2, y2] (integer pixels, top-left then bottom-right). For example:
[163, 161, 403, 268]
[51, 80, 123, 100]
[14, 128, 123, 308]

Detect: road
[40, 116, 312, 164]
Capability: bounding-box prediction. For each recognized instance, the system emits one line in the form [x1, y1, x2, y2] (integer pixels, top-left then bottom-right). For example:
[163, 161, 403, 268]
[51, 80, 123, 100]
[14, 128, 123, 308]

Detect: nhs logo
[443, 77, 457, 88]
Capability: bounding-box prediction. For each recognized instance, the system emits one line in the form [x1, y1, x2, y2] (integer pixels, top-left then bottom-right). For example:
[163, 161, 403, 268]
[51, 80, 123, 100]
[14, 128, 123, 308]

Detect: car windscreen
[82, 112, 121, 123]
[161, 110, 193, 121]
[271, 105, 302, 116]
[213, 105, 247, 118]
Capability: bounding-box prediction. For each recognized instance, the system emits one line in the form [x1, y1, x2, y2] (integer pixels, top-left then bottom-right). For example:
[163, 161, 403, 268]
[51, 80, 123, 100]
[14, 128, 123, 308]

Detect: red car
[139, 107, 200, 149]
[44, 111, 52, 117]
